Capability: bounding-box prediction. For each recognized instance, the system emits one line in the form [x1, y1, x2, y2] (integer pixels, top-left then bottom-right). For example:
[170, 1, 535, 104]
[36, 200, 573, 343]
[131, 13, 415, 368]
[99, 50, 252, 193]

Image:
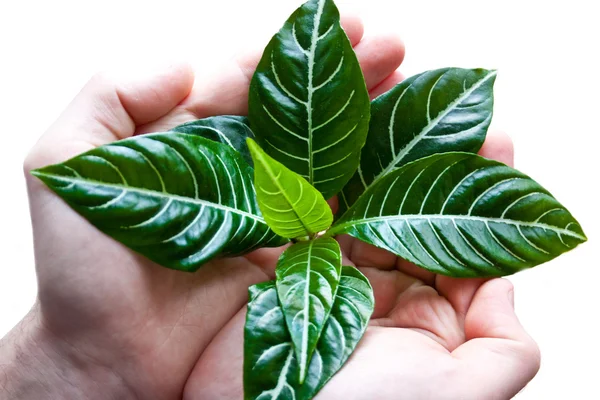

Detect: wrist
[0, 306, 132, 400]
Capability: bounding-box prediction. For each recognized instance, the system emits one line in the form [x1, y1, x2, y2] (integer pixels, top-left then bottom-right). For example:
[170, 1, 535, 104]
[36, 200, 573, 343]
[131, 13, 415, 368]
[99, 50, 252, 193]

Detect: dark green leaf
[330, 152, 586, 277]
[249, 0, 370, 199]
[248, 139, 332, 239]
[275, 237, 342, 383]
[32, 133, 286, 272]
[340, 68, 496, 215]
[170, 115, 255, 166]
[244, 266, 374, 400]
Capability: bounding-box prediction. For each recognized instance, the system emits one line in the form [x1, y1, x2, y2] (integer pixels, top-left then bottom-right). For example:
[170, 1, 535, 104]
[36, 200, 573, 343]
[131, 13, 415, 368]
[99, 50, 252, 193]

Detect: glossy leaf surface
[249, 0, 370, 199]
[32, 133, 285, 272]
[340, 68, 496, 215]
[248, 139, 332, 239]
[244, 266, 374, 400]
[330, 153, 587, 277]
[170, 115, 255, 166]
[275, 237, 342, 383]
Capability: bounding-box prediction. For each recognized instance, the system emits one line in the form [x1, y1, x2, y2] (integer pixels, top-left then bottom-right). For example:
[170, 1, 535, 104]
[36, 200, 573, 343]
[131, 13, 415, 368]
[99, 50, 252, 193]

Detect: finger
[117, 64, 195, 126]
[336, 234, 357, 266]
[353, 34, 405, 91]
[434, 276, 488, 326]
[479, 129, 514, 167]
[24, 63, 194, 170]
[348, 239, 397, 270]
[369, 69, 405, 99]
[340, 13, 366, 47]
[396, 258, 436, 286]
[244, 245, 290, 279]
[327, 196, 339, 214]
[451, 279, 541, 399]
[359, 266, 420, 320]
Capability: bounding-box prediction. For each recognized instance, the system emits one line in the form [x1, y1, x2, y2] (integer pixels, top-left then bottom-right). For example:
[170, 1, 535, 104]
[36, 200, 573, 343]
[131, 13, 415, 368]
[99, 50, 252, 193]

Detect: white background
[0, 0, 598, 398]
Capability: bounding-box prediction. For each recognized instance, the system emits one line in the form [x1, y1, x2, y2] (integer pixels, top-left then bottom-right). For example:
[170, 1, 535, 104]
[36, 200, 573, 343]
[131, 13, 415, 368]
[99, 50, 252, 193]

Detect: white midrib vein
[365, 70, 497, 193]
[299, 241, 314, 383]
[306, 0, 326, 186]
[36, 172, 265, 223]
[329, 214, 586, 241]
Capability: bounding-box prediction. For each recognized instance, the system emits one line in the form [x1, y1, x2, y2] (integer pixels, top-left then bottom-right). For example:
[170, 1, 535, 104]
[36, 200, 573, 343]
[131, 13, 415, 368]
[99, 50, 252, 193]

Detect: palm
[182, 237, 487, 399]
[25, 16, 538, 400]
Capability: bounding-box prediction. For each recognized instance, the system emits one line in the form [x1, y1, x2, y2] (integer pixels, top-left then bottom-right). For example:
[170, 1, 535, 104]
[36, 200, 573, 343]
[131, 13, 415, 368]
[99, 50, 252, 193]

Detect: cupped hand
[18, 15, 539, 400]
[183, 134, 540, 400]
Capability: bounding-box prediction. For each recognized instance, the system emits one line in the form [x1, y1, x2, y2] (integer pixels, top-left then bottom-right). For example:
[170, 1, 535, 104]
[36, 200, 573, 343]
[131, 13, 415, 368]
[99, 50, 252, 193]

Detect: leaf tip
[29, 168, 49, 182]
[245, 137, 257, 149]
[246, 137, 262, 161]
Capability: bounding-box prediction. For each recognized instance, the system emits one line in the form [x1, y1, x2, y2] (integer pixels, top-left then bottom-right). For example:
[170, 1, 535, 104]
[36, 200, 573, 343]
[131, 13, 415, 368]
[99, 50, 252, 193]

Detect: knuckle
[514, 336, 542, 378]
[498, 277, 514, 292]
[524, 338, 542, 372]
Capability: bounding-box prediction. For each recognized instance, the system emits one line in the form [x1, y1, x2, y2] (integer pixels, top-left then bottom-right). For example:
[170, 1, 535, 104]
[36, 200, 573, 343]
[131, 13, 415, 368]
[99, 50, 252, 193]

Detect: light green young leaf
[340, 68, 496, 215]
[247, 138, 332, 239]
[32, 133, 286, 272]
[244, 266, 374, 400]
[275, 237, 342, 383]
[330, 152, 587, 277]
[249, 0, 370, 199]
[170, 115, 255, 166]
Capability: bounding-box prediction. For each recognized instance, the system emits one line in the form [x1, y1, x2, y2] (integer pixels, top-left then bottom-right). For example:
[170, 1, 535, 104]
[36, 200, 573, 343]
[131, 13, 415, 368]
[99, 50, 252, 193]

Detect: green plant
[30, 0, 586, 398]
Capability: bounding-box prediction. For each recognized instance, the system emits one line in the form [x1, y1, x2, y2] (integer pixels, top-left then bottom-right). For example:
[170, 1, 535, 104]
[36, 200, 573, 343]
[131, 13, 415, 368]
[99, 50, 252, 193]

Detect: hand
[0, 15, 539, 400]
[185, 138, 541, 400]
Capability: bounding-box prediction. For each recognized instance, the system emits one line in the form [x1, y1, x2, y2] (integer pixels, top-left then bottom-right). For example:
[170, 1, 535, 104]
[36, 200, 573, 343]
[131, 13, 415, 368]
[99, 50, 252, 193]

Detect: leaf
[32, 133, 286, 272]
[339, 68, 497, 215]
[329, 152, 587, 277]
[248, 0, 370, 199]
[244, 266, 374, 400]
[248, 138, 332, 239]
[170, 115, 255, 166]
[275, 237, 342, 383]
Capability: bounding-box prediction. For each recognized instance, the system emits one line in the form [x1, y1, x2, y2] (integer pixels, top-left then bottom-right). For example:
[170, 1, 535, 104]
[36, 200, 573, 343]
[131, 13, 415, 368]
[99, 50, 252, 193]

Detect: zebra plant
[31, 0, 586, 398]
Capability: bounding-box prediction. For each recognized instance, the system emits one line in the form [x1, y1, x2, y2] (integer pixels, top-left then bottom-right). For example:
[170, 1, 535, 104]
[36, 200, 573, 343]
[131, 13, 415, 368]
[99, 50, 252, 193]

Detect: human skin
[0, 16, 540, 400]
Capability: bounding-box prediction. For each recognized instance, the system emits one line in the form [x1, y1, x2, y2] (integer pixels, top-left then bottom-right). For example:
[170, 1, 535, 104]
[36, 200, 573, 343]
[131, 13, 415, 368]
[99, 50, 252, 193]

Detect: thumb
[24, 63, 194, 171]
[451, 279, 541, 400]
